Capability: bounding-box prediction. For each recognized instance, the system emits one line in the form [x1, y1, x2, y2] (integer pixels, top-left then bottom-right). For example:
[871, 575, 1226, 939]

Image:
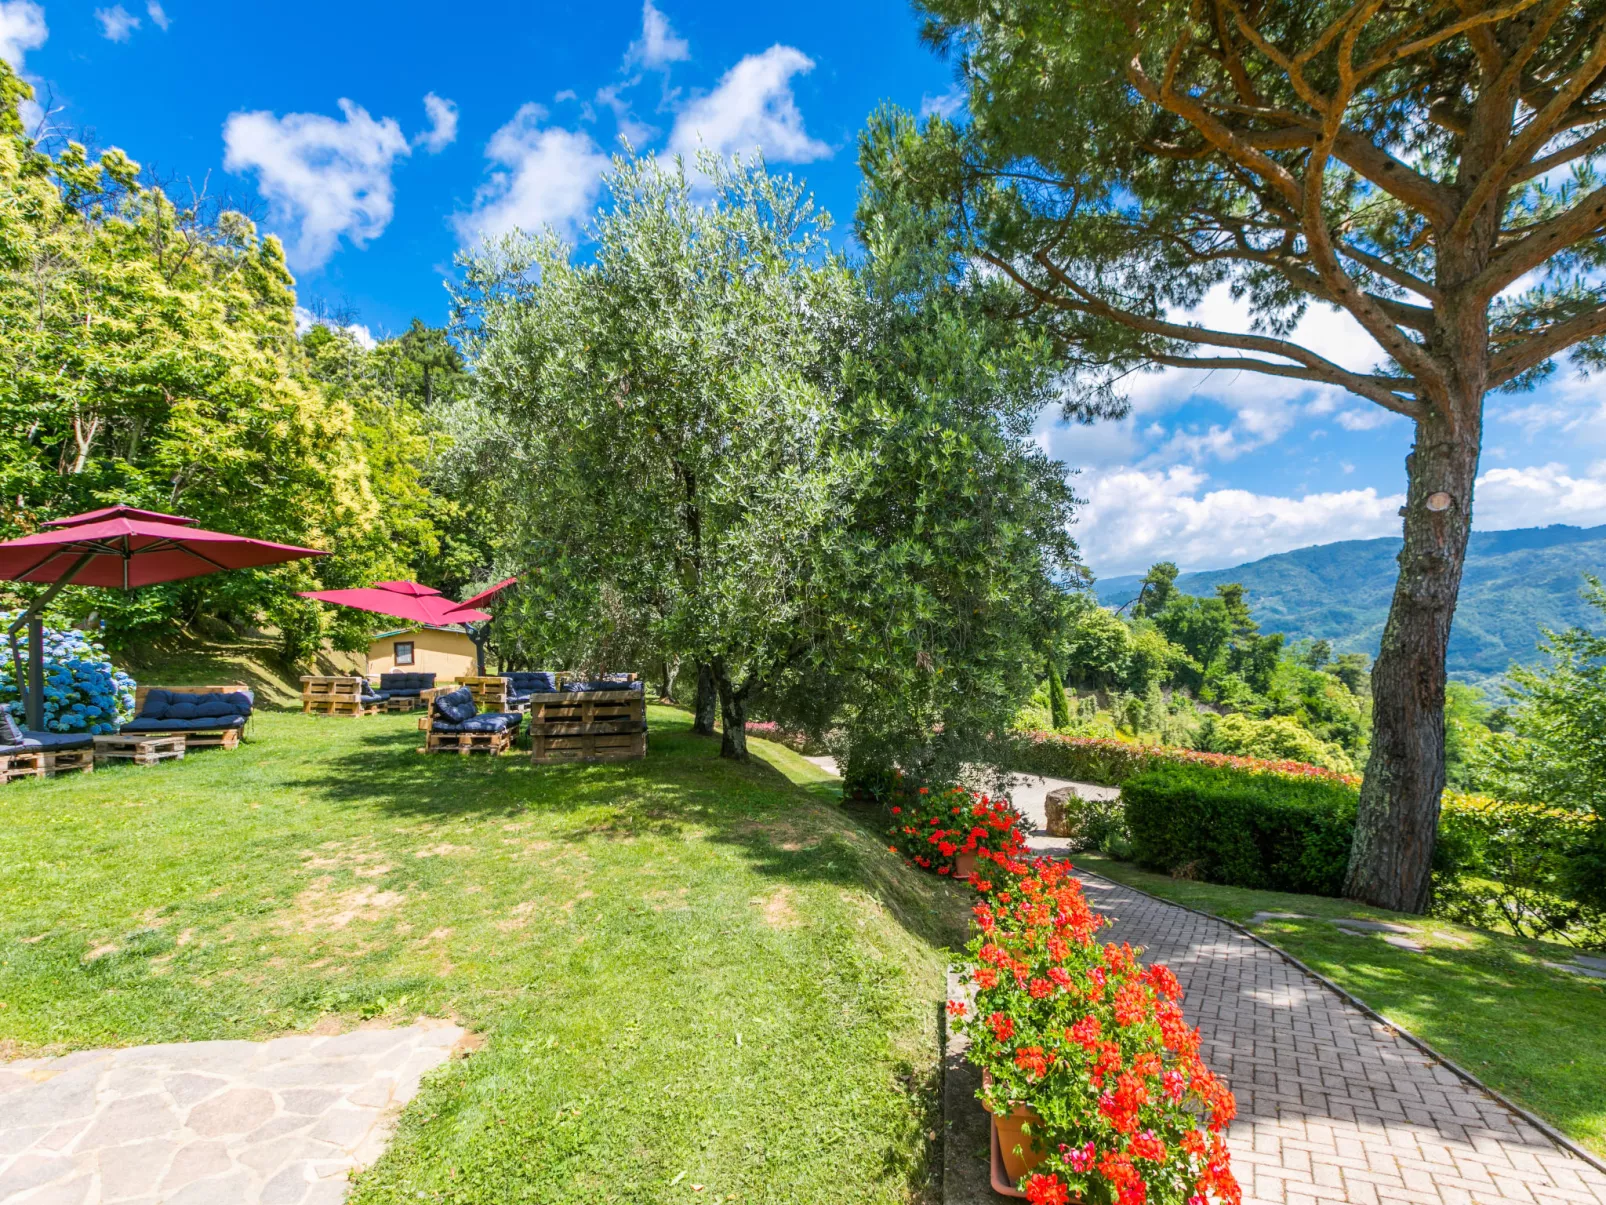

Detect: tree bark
[692, 661, 717, 736]
[1344, 409, 1481, 913]
[660, 658, 680, 703]
[714, 661, 748, 761]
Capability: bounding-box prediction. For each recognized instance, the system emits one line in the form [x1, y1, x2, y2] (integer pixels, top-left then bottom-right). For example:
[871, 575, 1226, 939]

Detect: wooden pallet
[528, 687, 647, 764]
[422, 728, 513, 755]
[381, 695, 421, 713]
[183, 728, 241, 750]
[300, 676, 377, 716]
[530, 730, 647, 763]
[94, 734, 186, 766]
[0, 750, 46, 783]
[42, 747, 94, 776]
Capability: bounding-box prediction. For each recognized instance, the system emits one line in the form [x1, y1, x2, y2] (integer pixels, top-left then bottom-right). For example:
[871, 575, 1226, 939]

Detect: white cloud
[626, 0, 689, 69]
[920, 87, 966, 120]
[145, 1, 168, 30]
[455, 103, 609, 245]
[1335, 406, 1400, 431]
[223, 99, 411, 271]
[0, 0, 47, 68]
[1474, 462, 1606, 529]
[1077, 465, 1404, 575]
[668, 45, 830, 163]
[595, 83, 654, 148]
[293, 305, 377, 350]
[417, 92, 457, 153]
[95, 5, 139, 41]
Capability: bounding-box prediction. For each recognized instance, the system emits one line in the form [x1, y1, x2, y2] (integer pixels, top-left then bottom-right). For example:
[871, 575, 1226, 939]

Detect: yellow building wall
[365, 628, 477, 682]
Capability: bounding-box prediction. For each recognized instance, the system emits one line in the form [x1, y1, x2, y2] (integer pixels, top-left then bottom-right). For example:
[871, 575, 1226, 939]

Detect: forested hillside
[1095, 525, 1606, 691]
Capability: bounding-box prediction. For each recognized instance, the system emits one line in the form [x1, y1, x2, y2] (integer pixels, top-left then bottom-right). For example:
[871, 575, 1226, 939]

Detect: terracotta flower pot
[988, 1100, 1050, 1183]
[955, 851, 978, 879]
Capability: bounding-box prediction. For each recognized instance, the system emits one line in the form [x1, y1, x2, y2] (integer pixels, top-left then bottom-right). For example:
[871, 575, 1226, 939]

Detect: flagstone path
[0, 1020, 466, 1205]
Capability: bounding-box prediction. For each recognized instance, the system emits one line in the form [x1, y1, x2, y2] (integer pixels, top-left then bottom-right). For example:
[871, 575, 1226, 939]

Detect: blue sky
[4, 0, 1604, 578]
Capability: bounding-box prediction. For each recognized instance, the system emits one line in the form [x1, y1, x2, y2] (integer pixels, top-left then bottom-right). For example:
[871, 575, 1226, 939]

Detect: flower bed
[1003, 731, 1357, 789]
[953, 856, 1240, 1204]
[743, 720, 810, 752]
[886, 777, 1030, 877]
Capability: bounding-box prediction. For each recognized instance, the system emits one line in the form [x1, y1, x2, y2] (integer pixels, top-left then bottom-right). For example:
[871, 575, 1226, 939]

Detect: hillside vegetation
[1096, 525, 1606, 691]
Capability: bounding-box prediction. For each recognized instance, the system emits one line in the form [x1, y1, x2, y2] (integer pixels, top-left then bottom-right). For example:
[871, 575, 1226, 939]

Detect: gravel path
[0, 1020, 466, 1205]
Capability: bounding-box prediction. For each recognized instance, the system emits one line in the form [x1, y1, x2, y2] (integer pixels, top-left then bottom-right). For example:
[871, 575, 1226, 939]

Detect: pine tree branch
[1474, 180, 1606, 297]
[1488, 302, 1606, 385]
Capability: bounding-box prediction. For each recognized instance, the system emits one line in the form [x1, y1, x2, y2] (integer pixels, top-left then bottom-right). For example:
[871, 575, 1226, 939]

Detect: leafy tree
[884, 0, 1606, 911]
[1062, 605, 1133, 689]
[453, 153, 856, 760]
[1153, 594, 1234, 681]
[1133, 561, 1179, 617]
[1473, 576, 1606, 907]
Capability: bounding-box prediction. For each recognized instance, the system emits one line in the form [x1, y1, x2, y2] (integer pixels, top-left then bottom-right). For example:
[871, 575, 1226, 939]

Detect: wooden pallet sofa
[528, 678, 647, 764]
[375, 672, 437, 712]
[123, 684, 253, 749]
[0, 703, 95, 782]
[418, 685, 524, 754]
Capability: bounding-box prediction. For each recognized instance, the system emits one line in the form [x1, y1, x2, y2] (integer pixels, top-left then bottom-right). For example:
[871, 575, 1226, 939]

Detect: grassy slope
[1075, 853, 1606, 1157]
[118, 634, 363, 708]
[0, 707, 969, 1204]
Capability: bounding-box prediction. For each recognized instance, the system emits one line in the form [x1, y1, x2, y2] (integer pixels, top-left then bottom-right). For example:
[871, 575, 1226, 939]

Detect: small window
[394, 641, 415, 666]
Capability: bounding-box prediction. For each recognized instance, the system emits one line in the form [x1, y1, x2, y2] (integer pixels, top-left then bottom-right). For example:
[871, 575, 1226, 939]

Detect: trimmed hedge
[1122, 763, 1361, 895]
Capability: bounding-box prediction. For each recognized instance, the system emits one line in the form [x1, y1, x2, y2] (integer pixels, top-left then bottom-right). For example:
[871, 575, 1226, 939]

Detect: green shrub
[1195, 712, 1354, 773]
[1122, 763, 1361, 895]
[1436, 793, 1604, 948]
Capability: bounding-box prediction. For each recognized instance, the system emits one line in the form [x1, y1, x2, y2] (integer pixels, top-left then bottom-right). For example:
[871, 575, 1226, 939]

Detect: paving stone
[1546, 961, 1606, 981]
[0, 1154, 73, 1199]
[161, 1170, 254, 1205]
[1250, 912, 1312, 924]
[80, 1094, 179, 1148]
[185, 1085, 277, 1138]
[160, 1140, 233, 1191]
[1574, 955, 1606, 972]
[1381, 934, 1427, 953]
[261, 1160, 315, 1204]
[97, 1137, 178, 1199]
[13, 1174, 93, 1205]
[165, 1072, 230, 1109]
[1330, 919, 1417, 934]
[281, 1088, 346, 1115]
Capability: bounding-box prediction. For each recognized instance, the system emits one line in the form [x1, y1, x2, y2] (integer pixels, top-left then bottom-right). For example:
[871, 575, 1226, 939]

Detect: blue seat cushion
[379, 672, 437, 697]
[138, 689, 254, 722]
[18, 731, 94, 750]
[123, 716, 248, 733]
[431, 687, 477, 725]
[432, 713, 518, 734]
[0, 704, 23, 746]
[365, 689, 394, 702]
[564, 679, 642, 693]
[506, 671, 559, 695]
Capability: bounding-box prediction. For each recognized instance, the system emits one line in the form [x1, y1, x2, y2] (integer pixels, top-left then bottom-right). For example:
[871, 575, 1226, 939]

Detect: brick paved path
[1078, 872, 1606, 1205]
[0, 1020, 465, 1204]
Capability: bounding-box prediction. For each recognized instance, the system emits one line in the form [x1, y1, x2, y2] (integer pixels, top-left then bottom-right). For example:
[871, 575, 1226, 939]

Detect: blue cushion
[379, 672, 436, 696]
[564, 679, 642, 693]
[0, 705, 23, 746]
[123, 716, 247, 733]
[139, 689, 253, 722]
[365, 689, 394, 702]
[506, 671, 559, 695]
[18, 731, 93, 750]
[432, 713, 515, 734]
[431, 687, 477, 726]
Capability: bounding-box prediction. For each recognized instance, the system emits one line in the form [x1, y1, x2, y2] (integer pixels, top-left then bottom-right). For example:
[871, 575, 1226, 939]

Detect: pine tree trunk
[1344, 409, 1480, 913]
[692, 662, 717, 736]
[714, 662, 748, 761]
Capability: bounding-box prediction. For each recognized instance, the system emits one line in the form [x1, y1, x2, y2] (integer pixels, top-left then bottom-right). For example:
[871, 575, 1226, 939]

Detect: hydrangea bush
[0, 612, 137, 733]
[954, 856, 1240, 1205]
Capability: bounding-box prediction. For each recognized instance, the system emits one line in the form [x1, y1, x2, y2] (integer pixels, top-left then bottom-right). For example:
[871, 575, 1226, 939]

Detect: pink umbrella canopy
[0, 505, 328, 729]
[0, 505, 327, 589]
[445, 576, 518, 619]
[298, 581, 493, 626]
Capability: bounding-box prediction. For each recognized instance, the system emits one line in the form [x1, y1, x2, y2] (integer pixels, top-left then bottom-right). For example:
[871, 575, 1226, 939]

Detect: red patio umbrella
[298, 577, 517, 675]
[0, 505, 326, 729]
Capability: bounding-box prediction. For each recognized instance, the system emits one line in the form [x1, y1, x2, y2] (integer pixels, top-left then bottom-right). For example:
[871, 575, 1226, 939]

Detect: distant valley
[1094, 524, 1606, 694]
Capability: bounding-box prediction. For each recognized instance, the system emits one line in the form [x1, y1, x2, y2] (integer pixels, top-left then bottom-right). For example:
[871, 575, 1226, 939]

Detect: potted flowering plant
[886, 781, 1029, 878]
[952, 858, 1240, 1205]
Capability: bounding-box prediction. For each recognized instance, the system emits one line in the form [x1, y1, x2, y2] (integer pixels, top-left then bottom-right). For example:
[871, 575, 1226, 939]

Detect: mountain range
[1094, 524, 1606, 693]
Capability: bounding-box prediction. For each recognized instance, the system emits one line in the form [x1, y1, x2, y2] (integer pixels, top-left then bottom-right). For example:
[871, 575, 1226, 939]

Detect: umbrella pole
[6, 552, 96, 731]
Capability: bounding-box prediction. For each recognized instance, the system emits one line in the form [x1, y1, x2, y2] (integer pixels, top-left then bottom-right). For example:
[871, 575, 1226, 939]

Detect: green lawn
[0, 706, 968, 1204]
[1075, 853, 1606, 1158]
